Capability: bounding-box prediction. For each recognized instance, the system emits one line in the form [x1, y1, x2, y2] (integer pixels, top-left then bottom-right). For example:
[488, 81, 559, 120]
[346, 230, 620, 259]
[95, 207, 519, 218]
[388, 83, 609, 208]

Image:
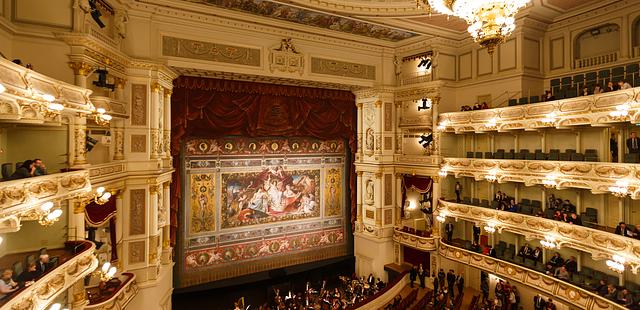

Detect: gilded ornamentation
[384, 174, 392, 206]
[310, 57, 375, 80]
[130, 135, 146, 153]
[128, 241, 146, 264]
[162, 36, 261, 67]
[269, 38, 304, 75]
[325, 168, 343, 217]
[365, 128, 374, 152]
[114, 129, 125, 160]
[68, 62, 93, 76]
[131, 84, 147, 126]
[129, 189, 146, 235]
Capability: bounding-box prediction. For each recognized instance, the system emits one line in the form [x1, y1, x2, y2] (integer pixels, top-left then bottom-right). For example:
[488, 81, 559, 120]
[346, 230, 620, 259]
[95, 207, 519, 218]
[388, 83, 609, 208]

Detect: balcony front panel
[2, 241, 99, 310]
[85, 273, 138, 310]
[438, 200, 640, 271]
[442, 158, 640, 198]
[439, 87, 640, 133]
[0, 170, 92, 232]
[392, 229, 438, 251]
[438, 242, 626, 310]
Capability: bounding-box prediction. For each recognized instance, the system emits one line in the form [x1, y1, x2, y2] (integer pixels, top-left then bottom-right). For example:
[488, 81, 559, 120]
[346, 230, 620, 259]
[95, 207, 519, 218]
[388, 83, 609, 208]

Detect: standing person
[444, 221, 454, 243]
[480, 278, 489, 302]
[433, 275, 439, 297]
[437, 269, 445, 288]
[446, 270, 455, 298]
[456, 272, 464, 297]
[409, 266, 417, 288]
[512, 286, 520, 310]
[627, 131, 640, 156]
[473, 224, 481, 244]
[534, 294, 546, 310]
[454, 182, 462, 203]
[610, 133, 618, 162]
[418, 264, 426, 289]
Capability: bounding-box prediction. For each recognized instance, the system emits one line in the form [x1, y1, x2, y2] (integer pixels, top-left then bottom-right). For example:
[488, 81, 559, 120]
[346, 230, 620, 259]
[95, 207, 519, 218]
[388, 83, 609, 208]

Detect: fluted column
[163, 90, 172, 160]
[68, 61, 93, 88]
[71, 115, 88, 168]
[150, 83, 162, 159]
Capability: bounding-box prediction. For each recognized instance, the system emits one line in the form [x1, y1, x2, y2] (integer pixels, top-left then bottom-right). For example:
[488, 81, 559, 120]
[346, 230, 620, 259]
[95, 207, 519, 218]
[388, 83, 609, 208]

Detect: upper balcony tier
[393, 227, 438, 252]
[0, 241, 98, 310]
[0, 170, 92, 233]
[438, 87, 640, 133]
[438, 200, 640, 273]
[85, 273, 138, 310]
[437, 242, 626, 310]
[0, 57, 95, 124]
[441, 157, 640, 198]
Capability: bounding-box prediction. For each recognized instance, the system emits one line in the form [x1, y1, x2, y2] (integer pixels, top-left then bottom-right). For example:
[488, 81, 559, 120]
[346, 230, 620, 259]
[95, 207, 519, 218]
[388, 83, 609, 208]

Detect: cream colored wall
[5, 126, 68, 173]
[0, 205, 68, 256]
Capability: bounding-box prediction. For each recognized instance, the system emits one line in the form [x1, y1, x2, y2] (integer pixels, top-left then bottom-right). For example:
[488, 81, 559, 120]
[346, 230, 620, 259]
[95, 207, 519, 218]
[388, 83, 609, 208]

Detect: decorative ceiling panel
[184, 0, 419, 41]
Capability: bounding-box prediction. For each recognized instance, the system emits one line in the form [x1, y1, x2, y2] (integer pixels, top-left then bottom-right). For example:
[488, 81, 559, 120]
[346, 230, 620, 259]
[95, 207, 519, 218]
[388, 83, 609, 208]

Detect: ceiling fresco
[184, 0, 419, 41]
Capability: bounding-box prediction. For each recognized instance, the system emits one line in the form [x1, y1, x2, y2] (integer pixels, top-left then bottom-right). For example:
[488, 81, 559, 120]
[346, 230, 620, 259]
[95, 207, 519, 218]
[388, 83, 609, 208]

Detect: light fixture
[438, 167, 448, 177]
[609, 180, 630, 198]
[542, 174, 558, 189]
[436, 214, 446, 223]
[437, 120, 449, 131]
[417, 98, 433, 111]
[541, 112, 557, 125]
[484, 223, 496, 233]
[38, 205, 63, 227]
[96, 262, 118, 282]
[40, 94, 56, 102]
[92, 107, 113, 126]
[606, 255, 626, 274]
[485, 117, 498, 129]
[418, 0, 530, 54]
[419, 133, 433, 148]
[609, 102, 632, 120]
[94, 187, 112, 205]
[484, 169, 498, 183]
[0, 83, 5, 94]
[540, 236, 558, 250]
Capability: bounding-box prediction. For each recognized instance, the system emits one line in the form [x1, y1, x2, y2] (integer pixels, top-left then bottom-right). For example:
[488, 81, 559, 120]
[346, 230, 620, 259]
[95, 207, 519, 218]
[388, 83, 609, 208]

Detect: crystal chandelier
[606, 255, 626, 274]
[608, 180, 630, 198]
[418, 0, 530, 54]
[540, 236, 558, 250]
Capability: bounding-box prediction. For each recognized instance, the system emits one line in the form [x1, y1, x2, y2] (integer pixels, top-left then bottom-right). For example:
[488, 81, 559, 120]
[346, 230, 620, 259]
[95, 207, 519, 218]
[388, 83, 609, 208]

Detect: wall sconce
[96, 261, 117, 282]
[438, 168, 448, 177]
[436, 214, 446, 223]
[541, 112, 556, 125]
[93, 107, 113, 126]
[418, 133, 433, 148]
[542, 174, 558, 189]
[437, 120, 448, 131]
[89, 187, 112, 205]
[609, 102, 632, 120]
[484, 169, 498, 183]
[0, 83, 5, 93]
[540, 236, 558, 250]
[49, 304, 69, 310]
[37, 201, 63, 227]
[484, 223, 496, 233]
[609, 180, 630, 198]
[606, 255, 626, 273]
[485, 117, 498, 129]
[33, 93, 65, 118]
[417, 98, 432, 111]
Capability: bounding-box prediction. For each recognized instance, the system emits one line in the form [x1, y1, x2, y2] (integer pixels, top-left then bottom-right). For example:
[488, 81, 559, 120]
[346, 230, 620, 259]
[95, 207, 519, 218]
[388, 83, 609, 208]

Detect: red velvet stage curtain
[84, 199, 118, 261]
[170, 77, 357, 246]
[401, 176, 433, 218]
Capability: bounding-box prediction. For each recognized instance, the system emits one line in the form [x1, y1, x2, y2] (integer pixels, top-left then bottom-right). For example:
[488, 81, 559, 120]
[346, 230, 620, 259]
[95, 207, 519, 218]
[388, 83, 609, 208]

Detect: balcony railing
[0, 58, 94, 124]
[441, 157, 640, 198]
[438, 242, 626, 310]
[438, 87, 640, 133]
[85, 273, 138, 310]
[393, 228, 438, 252]
[438, 200, 640, 273]
[88, 162, 127, 184]
[1, 241, 99, 310]
[574, 52, 620, 69]
[0, 170, 92, 233]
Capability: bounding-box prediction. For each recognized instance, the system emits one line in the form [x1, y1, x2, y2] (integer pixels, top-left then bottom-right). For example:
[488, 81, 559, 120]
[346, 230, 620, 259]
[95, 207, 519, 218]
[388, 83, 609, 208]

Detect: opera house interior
[3, 0, 640, 309]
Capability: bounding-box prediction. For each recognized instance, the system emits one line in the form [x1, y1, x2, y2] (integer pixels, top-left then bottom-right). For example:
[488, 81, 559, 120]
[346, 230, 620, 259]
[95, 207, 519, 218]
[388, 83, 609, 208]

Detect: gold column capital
[114, 77, 127, 89]
[374, 100, 383, 108]
[152, 82, 163, 93]
[149, 184, 160, 195]
[164, 89, 173, 97]
[68, 62, 93, 76]
[73, 200, 86, 214]
[374, 172, 383, 179]
[356, 171, 364, 177]
[356, 102, 363, 109]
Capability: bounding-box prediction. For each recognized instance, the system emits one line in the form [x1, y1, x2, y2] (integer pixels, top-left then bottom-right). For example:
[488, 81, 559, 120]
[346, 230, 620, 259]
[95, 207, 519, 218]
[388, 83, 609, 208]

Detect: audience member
[593, 84, 603, 94]
[610, 133, 618, 162]
[17, 262, 39, 287]
[605, 81, 617, 92]
[533, 294, 546, 310]
[10, 160, 35, 180]
[0, 269, 18, 300]
[544, 90, 555, 101]
[444, 221, 454, 243]
[36, 254, 53, 275]
[33, 159, 47, 176]
[627, 132, 640, 154]
[554, 266, 570, 281]
[581, 86, 589, 96]
[618, 80, 632, 90]
[615, 222, 633, 237]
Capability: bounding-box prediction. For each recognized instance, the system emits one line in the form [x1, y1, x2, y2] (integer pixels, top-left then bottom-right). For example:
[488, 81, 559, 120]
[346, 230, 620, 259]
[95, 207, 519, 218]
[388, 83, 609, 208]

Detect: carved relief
[384, 209, 392, 225]
[162, 36, 261, 67]
[269, 38, 304, 75]
[384, 174, 392, 206]
[365, 210, 374, 219]
[130, 135, 146, 153]
[384, 102, 392, 131]
[365, 128, 374, 152]
[384, 137, 392, 150]
[365, 179, 374, 205]
[129, 189, 146, 235]
[128, 241, 146, 264]
[74, 126, 87, 164]
[131, 84, 147, 126]
[310, 57, 375, 80]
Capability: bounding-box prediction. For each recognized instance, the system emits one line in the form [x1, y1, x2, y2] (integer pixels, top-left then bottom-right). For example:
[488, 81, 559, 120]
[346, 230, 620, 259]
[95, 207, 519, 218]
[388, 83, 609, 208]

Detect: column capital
[164, 88, 173, 97]
[374, 100, 382, 108]
[374, 172, 383, 179]
[394, 101, 402, 108]
[356, 102, 363, 109]
[68, 62, 93, 76]
[152, 82, 163, 93]
[150, 184, 160, 195]
[395, 172, 404, 178]
[356, 171, 364, 176]
[114, 77, 127, 89]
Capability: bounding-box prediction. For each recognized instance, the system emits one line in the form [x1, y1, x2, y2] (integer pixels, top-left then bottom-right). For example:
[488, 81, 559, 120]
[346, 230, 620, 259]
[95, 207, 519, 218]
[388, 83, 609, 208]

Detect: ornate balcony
[438, 242, 626, 310]
[438, 87, 640, 133]
[0, 58, 95, 124]
[85, 273, 138, 310]
[393, 228, 438, 252]
[438, 200, 640, 273]
[88, 162, 127, 184]
[441, 158, 640, 198]
[0, 170, 92, 233]
[1, 241, 99, 310]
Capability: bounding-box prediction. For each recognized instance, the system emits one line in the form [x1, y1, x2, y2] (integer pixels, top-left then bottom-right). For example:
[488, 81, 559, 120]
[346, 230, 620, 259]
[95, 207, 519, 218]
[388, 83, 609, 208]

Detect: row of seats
[550, 63, 640, 93]
[399, 226, 431, 238]
[466, 149, 599, 162]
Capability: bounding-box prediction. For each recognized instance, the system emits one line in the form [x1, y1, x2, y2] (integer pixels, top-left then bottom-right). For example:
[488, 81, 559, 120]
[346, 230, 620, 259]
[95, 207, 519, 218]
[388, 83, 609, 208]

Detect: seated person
[0, 269, 19, 300]
[10, 160, 35, 180]
[567, 213, 582, 225]
[518, 243, 532, 259]
[33, 159, 47, 176]
[615, 222, 633, 237]
[481, 102, 489, 109]
[547, 194, 557, 209]
[553, 266, 570, 281]
[506, 200, 518, 212]
[605, 284, 618, 300]
[549, 252, 564, 267]
[17, 263, 40, 287]
[531, 247, 542, 265]
[618, 289, 633, 307]
[494, 191, 503, 202]
[36, 254, 54, 275]
[552, 211, 563, 221]
[487, 246, 496, 257]
[592, 279, 608, 296]
[563, 256, 577, 275]
[561, 200, 576, 213]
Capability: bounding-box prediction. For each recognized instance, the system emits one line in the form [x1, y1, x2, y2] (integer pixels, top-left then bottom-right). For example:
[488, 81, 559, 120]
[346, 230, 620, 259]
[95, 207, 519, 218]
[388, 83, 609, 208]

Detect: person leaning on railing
[0, 269, 18, 300]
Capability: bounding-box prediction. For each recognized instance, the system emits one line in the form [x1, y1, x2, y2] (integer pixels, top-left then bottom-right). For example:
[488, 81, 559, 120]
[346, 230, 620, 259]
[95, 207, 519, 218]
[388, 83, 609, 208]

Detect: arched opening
[574, 24, 620, 60]
[632, 17, 640, 57]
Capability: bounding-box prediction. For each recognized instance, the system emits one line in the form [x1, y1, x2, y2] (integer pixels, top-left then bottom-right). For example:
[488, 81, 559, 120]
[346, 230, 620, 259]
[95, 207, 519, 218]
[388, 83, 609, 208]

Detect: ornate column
[394, 102, 403, 155]
[375, 172, 383, 227]
[150, 83, 162, 159]
[618, 129, 624, 163]
[395, 173, 403, 226]
[115, 193, 124, 261]
[356, 103, 363, 157]
[431, 176, 441, 237]
[161, 182, 172, 265]
[68, 61, 93, 88]
[431, 97, 440, 156]
[112, 119, 125, 160]
[68, 199, 86, 241]
[374, 100, 383, 155]
[163, 90, 172, 160]
[72, 115, 89, 168]
[148, 184, 160, 270]
[356, 171, 363, 225]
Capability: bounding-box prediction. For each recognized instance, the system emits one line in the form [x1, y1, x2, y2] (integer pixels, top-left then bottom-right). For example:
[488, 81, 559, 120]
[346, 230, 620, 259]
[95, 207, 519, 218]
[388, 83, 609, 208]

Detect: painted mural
[186, 0, 418, 42]
[325, 167, 342, 217]
[184, 228, 344, 268]
[189, 173, 216, 234]
[221, 167, 320, 228]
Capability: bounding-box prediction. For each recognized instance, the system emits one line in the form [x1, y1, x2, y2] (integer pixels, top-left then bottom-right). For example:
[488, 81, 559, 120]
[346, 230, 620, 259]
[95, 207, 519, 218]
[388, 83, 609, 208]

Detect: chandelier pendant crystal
[420, 0, 530, 54]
